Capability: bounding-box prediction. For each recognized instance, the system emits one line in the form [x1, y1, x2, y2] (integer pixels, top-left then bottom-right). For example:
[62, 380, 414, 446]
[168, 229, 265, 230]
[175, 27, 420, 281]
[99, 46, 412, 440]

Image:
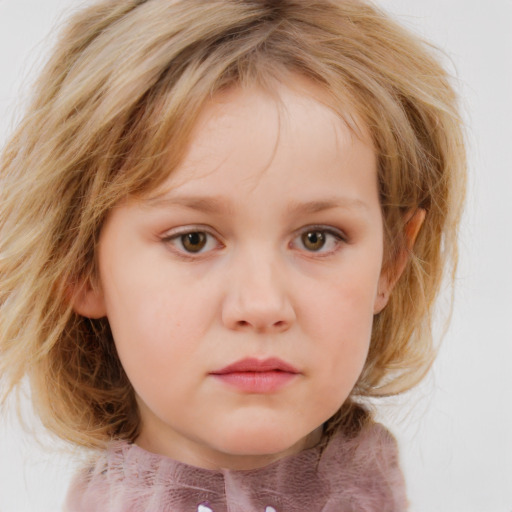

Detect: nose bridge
[222, 243, 295, 332]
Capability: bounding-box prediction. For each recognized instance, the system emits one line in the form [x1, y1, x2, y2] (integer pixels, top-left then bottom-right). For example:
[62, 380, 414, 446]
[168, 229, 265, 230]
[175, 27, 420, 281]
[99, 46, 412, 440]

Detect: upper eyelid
[161, 224, 346, 238]
[161, 224, 221, 240]
[161, 228, 222, 259]
[293, 225, 347, 240]
[160, 224, 347, 240]
[290, 226, 348, 256]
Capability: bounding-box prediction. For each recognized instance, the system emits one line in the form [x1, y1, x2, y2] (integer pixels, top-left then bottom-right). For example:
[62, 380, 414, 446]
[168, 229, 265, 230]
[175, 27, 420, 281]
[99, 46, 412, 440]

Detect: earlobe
[374, 208, 426, 314]
[71, 280, 107, 319]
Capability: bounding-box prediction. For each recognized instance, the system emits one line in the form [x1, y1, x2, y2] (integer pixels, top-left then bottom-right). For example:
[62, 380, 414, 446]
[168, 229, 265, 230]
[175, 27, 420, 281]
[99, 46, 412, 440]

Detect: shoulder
[320, 422, 408, 511]
[63, 440, 197, 511]
[323, 421, 400, 461]
[62, 442, 129, 512]
[355, 421, 402, 465]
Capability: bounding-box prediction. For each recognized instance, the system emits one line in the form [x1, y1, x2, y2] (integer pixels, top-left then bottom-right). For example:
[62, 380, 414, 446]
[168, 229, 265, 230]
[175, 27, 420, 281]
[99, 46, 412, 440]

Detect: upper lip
[211, 357, 300, 375]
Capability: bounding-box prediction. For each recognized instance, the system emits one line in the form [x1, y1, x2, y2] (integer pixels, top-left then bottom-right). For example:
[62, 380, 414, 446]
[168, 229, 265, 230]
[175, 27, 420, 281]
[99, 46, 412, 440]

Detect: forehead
[144, 77, 377, 208]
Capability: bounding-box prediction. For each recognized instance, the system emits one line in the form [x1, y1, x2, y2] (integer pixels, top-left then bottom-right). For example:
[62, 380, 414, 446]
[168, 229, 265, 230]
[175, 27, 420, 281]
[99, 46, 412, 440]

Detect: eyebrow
[144, 195, 235, 215]
[144, 194, 369, 216]
[285, 197, 369, 215]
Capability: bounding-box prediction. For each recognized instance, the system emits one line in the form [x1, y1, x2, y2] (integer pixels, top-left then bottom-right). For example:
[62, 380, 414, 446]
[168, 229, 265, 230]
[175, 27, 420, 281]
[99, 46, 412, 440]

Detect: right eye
[163, 230, 219, 255]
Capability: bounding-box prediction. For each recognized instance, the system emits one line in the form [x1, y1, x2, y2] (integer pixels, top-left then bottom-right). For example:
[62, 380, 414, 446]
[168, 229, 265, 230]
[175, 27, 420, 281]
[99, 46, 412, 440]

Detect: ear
[373, 208, 426, 314]
[71, 279, 107, 319]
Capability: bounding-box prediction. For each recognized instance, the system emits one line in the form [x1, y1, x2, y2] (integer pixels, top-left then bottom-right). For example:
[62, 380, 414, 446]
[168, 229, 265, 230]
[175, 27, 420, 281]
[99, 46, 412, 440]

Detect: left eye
[164, 230, 219, 254]
[293, 229, 344, 253]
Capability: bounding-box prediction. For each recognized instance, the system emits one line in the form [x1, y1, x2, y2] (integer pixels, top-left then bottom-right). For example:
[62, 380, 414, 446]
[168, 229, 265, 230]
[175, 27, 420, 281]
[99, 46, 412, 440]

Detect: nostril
[234, 319, 287, 331]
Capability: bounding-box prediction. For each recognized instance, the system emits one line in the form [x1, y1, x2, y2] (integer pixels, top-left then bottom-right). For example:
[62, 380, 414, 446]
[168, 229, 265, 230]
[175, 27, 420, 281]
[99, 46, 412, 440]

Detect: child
[0, 0, 466, 510]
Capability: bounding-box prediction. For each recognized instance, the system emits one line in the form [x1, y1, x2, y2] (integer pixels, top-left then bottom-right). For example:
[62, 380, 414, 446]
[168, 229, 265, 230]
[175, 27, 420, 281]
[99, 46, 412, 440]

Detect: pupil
[182, 232, 206, 252]
[303, 231, 325, 251]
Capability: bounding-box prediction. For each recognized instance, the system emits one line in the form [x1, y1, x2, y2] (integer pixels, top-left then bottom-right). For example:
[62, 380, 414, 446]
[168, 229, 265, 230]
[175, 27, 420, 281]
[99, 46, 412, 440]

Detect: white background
[0, 1, 511, 511]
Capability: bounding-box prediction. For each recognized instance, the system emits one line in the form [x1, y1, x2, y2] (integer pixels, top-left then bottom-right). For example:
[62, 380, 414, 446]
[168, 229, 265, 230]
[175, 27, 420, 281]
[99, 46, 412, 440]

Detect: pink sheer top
[64, 422, 407, 511]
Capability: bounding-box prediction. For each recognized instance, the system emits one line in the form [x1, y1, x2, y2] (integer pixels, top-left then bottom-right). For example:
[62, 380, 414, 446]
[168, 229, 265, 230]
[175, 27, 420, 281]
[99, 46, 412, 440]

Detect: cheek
[105, 292, 205, 420]
[100, 264, 214, 387]
[304, 258, 380, 338]
[315, 299, 373, 382]
[301, 263, 380, 400]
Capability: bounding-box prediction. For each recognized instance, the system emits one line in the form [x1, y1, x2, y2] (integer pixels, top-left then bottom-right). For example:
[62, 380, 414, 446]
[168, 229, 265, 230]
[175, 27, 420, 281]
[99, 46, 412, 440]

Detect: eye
[163, 229, 219, 255]
[180, 232, 208, 253]
[293, 227, 345, 254]
[301, 231, 327, 251]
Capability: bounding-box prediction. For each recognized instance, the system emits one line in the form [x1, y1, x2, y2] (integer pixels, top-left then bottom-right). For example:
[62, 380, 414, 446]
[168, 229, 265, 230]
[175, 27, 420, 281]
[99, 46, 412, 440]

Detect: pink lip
[210, 357, 300, 393]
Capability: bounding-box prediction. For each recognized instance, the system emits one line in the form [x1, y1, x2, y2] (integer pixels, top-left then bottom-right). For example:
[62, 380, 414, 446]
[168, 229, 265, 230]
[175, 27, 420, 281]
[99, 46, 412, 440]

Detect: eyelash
[161, 225, 347, 259]
[291, 226, 347, 255]
[161, 226, 224, 259]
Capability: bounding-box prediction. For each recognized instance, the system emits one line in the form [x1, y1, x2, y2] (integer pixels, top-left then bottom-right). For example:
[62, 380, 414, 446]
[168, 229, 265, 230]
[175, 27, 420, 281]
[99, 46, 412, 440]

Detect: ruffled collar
[65, 423, 407, 512]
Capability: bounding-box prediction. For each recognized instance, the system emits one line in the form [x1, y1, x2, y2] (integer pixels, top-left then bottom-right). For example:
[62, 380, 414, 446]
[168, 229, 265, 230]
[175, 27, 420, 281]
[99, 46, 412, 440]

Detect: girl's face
[78, 77, 392, 470]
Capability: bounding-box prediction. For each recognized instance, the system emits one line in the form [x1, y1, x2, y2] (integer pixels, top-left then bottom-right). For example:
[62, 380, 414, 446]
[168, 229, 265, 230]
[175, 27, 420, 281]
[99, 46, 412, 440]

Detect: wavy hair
[0, 0, 466, 447]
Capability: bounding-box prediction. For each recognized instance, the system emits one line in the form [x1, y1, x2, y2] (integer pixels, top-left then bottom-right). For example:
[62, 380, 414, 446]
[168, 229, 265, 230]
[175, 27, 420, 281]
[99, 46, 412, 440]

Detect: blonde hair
[0, 0, 466, 447]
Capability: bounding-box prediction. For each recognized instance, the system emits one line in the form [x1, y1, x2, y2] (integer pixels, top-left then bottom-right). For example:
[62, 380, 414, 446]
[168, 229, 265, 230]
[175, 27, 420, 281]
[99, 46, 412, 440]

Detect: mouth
[209, 357, 300, 393]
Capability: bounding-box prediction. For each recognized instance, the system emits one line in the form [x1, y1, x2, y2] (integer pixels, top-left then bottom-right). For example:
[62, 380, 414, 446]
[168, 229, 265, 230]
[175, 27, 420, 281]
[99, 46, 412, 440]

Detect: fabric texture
[64, 422, 407, 512]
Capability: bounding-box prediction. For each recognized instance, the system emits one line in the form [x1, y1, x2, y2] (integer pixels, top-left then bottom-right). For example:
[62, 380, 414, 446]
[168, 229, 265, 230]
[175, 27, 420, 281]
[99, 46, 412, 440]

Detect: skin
[75, 77, 410, 470]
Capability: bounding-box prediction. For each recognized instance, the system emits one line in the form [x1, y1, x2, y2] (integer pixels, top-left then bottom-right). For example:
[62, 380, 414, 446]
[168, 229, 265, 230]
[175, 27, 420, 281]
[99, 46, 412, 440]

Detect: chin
[212, 423, 312, 460]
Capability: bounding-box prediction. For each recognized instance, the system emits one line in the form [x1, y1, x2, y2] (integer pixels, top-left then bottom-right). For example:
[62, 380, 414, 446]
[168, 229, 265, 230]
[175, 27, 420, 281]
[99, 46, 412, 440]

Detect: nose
[221, 251, 296, 334]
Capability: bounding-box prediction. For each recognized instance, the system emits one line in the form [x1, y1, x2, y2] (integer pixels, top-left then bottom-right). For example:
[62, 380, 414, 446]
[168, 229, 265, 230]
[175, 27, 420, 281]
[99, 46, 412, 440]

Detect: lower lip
[211, 371, 297, 393]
